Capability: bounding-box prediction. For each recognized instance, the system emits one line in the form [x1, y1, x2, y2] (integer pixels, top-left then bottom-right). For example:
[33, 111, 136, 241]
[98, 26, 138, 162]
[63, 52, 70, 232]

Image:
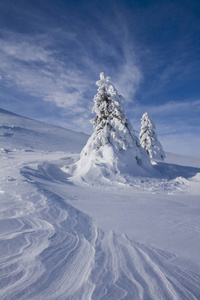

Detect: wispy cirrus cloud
[129, 99, 200, 130]
[0, 31, 93, 109]
[0, 11, 143, 130]
[131, 99, 200, 116]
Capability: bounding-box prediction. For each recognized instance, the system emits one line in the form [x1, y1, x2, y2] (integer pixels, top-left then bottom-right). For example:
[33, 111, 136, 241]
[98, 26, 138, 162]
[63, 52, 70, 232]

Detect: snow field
[1, 149, 200, 299]
[1, 108, 200, 299]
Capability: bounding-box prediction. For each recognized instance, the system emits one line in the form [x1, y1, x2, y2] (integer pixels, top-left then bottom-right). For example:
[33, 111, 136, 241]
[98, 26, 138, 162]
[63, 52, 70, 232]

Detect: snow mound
[65, 145, 156, 186]
[61, 150, 200, 193]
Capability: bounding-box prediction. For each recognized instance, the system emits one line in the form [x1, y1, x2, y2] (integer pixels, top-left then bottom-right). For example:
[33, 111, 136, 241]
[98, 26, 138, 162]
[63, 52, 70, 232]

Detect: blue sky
[0, 0, 200, 157]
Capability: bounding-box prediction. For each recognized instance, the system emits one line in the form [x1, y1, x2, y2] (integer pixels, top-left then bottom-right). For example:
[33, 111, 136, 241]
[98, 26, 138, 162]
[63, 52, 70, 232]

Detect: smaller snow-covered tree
[139, 112, 165, 161]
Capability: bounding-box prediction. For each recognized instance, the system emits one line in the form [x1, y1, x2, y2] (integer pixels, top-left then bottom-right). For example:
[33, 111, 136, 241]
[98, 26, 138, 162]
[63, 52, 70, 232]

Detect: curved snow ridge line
[89, 231, 200, 300]
[22, 189, 97, 300]
[0, 191, 35, 220]
[0, 178, 98, 300]
[0, 192, 56, 300]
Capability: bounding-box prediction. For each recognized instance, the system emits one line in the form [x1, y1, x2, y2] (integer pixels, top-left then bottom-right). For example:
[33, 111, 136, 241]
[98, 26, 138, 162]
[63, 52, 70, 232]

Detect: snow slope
[0, 108, 200, 299]
[0, 108, 88, 152]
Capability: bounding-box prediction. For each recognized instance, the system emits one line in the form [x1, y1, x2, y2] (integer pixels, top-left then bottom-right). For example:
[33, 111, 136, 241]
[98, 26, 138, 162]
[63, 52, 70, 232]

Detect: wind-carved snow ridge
[1, 168, 98, 300]
[90, 231, 200, 300]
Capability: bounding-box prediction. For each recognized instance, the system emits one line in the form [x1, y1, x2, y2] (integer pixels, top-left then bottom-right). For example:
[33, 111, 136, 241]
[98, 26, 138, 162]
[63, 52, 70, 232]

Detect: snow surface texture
[140, 112, 166, 161]
[1, 108, 200, 299]
[68, 73, 152, 184]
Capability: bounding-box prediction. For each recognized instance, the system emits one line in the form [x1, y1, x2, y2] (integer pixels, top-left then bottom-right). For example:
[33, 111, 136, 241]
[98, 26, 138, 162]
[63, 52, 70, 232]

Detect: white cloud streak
[131, 99, 200, 117]
[0, 18, 143, 131]
[0, 35, 88, 108]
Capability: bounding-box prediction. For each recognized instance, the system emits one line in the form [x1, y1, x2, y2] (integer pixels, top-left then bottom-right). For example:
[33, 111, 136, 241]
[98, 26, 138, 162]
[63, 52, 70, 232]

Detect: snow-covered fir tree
[139, 112, 166, 161]
[71, 73, 152, 181]
[90, 72, 140, 153]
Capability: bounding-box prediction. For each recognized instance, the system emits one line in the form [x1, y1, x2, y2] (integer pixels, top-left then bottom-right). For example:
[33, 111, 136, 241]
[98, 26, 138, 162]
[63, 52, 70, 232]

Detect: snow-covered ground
[0, 108, 200, 299]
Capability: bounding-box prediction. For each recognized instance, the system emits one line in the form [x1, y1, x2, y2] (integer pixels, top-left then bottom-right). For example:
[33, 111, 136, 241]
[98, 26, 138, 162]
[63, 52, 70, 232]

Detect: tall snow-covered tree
[90, 72, 140, 153]
[139, 112, 166, 161]
[71, 73, 152, 181]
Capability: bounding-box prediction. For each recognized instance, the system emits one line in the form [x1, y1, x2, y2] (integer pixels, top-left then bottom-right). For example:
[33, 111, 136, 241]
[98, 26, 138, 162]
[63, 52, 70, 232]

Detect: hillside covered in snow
[0, 108, 200, 300]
